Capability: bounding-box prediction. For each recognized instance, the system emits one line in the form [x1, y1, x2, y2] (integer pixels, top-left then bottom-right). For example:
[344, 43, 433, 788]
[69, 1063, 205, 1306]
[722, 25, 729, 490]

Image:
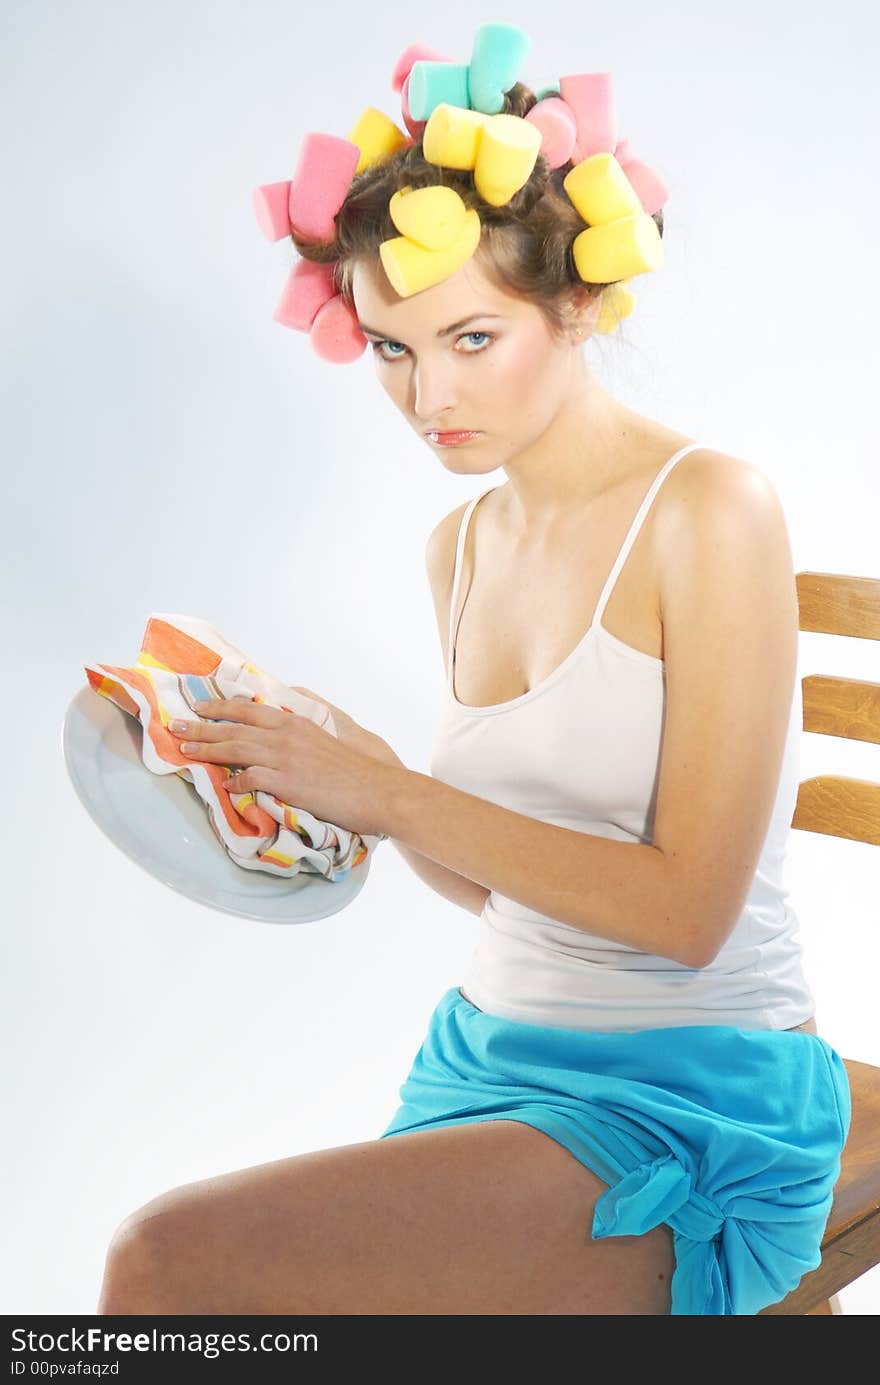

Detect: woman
[96, 61, 850, 1316]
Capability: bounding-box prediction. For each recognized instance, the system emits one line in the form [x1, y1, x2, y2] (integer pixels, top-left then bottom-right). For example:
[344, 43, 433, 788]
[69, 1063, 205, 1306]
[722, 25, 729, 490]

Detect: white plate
[62, 685, 370, 923]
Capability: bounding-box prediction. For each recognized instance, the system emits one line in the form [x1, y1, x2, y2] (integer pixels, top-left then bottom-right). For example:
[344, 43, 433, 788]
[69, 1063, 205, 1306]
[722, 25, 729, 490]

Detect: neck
[499, 359, 653, 540]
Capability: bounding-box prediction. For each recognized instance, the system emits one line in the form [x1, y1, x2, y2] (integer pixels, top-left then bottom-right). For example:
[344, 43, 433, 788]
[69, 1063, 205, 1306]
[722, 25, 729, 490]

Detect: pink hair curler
[288, 133, 361, 242]
[524, 95, 577, 169]
[309, 296, 368, 363]
[273, 259, 337, 331]
[559, 73, 617, 163]
[253, 180, 293, 242]
[617, 153, 669, 216]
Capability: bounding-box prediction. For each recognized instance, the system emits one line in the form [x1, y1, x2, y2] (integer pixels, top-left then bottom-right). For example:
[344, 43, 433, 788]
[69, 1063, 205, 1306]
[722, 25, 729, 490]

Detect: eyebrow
[356, 313, 505, 341]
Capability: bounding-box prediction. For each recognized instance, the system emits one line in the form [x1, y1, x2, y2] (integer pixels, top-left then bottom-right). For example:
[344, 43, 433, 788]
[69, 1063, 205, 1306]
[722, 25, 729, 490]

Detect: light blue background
[3, 0, 878, 1314]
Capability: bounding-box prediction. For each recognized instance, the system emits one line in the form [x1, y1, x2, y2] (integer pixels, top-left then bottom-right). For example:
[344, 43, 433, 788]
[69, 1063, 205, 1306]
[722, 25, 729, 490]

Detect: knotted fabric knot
[592, 1151, 730, 1312]
[592, 1151, 724, 1244]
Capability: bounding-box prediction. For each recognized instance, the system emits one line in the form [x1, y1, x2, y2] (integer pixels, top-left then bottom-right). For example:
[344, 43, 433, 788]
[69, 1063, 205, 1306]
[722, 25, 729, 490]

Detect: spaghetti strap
[446, 444, 706, 694]
[447, 486, 497, 693]
[590, 442, 706, 631]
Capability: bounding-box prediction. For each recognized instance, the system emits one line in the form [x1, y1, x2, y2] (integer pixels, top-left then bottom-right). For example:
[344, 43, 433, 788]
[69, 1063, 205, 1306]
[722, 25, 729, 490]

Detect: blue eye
[373, 340, 407, 360]
[371, 330, 494, 363]
[460, 331, 491, 349]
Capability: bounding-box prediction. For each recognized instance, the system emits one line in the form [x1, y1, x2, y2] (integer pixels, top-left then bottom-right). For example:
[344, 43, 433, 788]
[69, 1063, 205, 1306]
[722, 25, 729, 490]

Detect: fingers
[177, 735, 250, 764]
[189, 698, 286, 730]
[168, 714, 258, 758]
[169, 717, 258, 747]
[220, 765, 282, 797]
[172, 698, 295, 765]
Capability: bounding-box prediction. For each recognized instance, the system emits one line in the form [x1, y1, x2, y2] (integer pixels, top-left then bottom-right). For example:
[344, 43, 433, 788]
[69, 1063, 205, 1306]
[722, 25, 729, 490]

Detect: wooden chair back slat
[791, 775, 880, 846]
[802, 673, 880, 744]
[758, 572, 879, 1312]
[796, 572, 880, 639]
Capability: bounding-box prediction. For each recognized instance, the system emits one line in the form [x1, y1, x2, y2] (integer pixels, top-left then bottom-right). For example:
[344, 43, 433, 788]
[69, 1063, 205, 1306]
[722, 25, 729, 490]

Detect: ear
[565, 284, 603, 341]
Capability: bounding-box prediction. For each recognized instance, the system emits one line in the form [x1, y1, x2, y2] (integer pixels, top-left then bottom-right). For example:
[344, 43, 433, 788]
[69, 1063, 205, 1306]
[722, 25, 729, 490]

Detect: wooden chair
[758, 572, 880, 1315]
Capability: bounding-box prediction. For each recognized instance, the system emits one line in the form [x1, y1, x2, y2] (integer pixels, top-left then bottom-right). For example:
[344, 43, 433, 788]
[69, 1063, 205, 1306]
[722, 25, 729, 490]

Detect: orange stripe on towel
[139, 616, 224, 674]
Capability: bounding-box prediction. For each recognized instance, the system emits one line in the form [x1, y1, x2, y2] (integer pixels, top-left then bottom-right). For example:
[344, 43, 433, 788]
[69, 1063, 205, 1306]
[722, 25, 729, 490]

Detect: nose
[411, 357, 459, 424]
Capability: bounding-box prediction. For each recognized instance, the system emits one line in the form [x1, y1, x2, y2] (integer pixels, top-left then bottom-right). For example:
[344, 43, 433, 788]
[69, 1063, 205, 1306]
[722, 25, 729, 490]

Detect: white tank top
[430, 443, 817, 1033]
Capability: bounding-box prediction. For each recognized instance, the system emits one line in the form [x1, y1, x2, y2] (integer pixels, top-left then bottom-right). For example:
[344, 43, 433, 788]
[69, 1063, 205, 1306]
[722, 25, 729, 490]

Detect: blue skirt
[378, 986, 851, 1315]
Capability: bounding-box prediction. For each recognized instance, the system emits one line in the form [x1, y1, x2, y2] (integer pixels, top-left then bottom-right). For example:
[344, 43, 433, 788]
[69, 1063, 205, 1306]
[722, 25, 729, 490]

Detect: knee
[97, 1206, 178, 1315]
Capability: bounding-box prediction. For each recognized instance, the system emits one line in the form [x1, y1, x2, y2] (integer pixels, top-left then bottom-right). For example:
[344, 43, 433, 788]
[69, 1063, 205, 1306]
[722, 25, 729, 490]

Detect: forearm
[378, 768, 704, 968]
[388, 838, 491, 915]
[370, 738, 490, 914]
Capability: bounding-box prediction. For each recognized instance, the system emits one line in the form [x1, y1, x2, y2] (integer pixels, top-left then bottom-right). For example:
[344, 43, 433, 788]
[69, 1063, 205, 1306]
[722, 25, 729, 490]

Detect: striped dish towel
[82, 612, 385, 881]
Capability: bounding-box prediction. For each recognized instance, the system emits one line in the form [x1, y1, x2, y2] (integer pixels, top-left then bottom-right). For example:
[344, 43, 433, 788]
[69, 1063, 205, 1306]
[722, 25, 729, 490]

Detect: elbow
[663, 897, 720, 970]
[688, 940, 719, 970]
[664, 928, 715, 971]
[661, 858, 732, 968]
[685, 917, 732, 970]
[675, 880, 741, 970]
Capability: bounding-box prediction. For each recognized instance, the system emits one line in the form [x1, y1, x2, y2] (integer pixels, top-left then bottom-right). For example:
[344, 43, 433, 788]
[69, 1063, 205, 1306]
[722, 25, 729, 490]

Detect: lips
[426, 430, 481, 442]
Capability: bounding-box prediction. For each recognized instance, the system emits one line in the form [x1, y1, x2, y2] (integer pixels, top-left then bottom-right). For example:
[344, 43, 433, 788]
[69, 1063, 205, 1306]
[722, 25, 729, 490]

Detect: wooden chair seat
[759, 1057, 880, 1312]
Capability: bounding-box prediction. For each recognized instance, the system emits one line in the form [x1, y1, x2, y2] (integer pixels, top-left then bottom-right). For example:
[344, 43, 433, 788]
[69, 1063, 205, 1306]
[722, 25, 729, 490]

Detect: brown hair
[288, 80, 663, 344]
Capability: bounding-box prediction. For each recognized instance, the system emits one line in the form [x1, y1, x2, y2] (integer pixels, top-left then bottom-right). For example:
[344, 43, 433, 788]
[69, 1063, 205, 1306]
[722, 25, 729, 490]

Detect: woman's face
[351, 253, 589, 475]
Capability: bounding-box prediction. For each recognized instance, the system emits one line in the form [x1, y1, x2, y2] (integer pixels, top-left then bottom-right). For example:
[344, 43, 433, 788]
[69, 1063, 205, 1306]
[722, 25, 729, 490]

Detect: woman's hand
[169, 696, 398, 839]
[287, 685, 404, 770]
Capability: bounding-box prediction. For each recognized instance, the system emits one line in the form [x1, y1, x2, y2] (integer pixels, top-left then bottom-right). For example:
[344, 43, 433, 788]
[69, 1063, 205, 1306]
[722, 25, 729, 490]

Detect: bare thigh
[99, 1119, 675, 1316]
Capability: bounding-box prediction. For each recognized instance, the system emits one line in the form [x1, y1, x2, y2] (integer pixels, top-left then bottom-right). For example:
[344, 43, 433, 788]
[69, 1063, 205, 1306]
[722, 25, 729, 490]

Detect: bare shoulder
[654, 445, 785, 519]
[651, 446, 793, 615]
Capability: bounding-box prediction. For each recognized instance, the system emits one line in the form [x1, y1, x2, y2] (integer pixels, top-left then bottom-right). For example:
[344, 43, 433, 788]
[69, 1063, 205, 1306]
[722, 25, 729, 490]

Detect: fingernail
[169, 718, 188, 732]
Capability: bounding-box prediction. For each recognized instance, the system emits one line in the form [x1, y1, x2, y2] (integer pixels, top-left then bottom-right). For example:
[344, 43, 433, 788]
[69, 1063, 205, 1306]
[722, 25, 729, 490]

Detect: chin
[440, 456, 498, 478]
